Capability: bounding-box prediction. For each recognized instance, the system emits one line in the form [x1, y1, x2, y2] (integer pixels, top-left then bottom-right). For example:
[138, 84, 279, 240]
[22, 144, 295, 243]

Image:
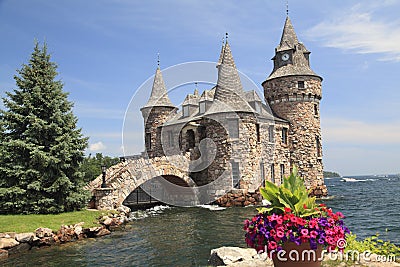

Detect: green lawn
[0, 210, 104, 233]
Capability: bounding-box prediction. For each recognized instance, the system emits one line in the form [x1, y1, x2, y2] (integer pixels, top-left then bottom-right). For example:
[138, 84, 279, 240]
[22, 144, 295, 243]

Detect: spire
[142, 64, 175, 109]
[211, 35, 253, 113]
[276, 16, 299, 52]
[265, 17, 321, 82]
[217, 36, 226, 67]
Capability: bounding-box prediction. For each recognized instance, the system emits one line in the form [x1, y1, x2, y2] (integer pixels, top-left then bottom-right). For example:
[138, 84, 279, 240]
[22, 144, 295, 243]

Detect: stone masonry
[90, 16, 328, 210]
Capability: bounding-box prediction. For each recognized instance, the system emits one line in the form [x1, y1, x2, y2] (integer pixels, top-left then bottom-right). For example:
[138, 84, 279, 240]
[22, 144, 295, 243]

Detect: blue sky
[0, 0, 399, 176]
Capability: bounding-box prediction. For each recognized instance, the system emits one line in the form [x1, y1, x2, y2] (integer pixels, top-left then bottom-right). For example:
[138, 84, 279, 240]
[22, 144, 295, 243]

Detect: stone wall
[263, 75, 326, 196]
[141, 106, 177, 158]
[214, 189, 262, 207]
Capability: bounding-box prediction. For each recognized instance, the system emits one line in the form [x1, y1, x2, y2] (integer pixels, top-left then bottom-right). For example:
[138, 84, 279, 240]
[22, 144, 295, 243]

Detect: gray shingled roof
[211, 42, 253, 113]
[200, 87, 215, 101]
[245, 90, 262, 102]
[266, 17, 320, 81]
[142, 67, 175, 108]
[182, 91, 200, 106]
[276, 16, 299, 52]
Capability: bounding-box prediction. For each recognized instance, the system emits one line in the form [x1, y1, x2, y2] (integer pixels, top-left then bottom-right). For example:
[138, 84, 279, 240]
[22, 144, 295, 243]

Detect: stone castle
[140, 16, 327, 206]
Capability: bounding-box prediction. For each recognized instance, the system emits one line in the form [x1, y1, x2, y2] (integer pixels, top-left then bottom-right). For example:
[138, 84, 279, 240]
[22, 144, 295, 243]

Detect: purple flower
[310, 238, 317, 250]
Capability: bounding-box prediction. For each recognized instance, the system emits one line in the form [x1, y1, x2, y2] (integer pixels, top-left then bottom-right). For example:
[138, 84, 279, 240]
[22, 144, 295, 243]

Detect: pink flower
[276, 230, 284, 238]
[268, 241, 277, 250]
[300, 228, 309, 236]
[310, 230, 318, 238]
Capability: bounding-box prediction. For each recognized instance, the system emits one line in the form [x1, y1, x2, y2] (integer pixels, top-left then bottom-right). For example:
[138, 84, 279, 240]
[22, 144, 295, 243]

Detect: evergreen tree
[0, 42, 89, 214]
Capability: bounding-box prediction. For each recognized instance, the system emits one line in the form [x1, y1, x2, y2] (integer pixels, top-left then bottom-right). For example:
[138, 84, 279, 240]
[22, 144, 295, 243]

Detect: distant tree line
[323, 171, 341, 178]
[79, 153, 120, 183]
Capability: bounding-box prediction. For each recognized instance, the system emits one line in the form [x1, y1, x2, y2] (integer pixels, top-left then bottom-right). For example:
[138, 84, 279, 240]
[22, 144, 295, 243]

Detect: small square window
[298, 81, 305, 89]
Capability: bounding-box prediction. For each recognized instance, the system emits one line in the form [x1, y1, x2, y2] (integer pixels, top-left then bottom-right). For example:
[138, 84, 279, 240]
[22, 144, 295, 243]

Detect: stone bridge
[86, 154, 200, 210]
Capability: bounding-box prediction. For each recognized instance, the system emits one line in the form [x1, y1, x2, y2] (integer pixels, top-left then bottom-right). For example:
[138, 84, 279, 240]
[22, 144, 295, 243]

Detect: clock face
[281, 53, 290, 61]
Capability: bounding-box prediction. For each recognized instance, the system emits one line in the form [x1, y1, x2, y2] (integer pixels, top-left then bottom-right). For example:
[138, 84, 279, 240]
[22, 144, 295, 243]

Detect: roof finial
[225, 32, 228, 43]
[286, 0, 289, 16]
[157, 52, 160, 67]
[194, 82, 199, 96]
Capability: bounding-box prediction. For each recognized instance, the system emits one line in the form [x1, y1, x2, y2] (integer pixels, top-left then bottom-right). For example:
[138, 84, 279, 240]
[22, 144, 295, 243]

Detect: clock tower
[262, 16, 327, 197]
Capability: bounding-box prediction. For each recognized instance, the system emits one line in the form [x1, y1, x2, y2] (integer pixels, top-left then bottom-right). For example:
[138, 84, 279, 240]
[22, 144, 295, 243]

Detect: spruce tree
[0, 42, 89, 214]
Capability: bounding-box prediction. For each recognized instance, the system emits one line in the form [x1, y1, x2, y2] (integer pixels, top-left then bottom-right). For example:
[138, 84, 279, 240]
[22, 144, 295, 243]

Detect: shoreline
[0, 206, 131, 260]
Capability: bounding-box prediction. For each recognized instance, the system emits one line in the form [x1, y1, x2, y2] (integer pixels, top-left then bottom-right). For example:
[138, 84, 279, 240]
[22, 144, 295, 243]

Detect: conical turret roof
[265, 16, 321, 82]
[276, 16, 299, 52]
[210, 40, 253, 113]
[142, 66, 175, 109]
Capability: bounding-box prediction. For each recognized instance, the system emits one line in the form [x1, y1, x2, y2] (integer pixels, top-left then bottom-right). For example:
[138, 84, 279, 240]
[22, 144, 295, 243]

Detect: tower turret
[141, 64, 176, 158]
[262, 16, 327, 197]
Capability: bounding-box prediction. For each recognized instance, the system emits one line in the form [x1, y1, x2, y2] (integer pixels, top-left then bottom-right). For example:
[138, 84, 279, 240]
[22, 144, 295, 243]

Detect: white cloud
[89, 141, 106, 151]
[306, 3, 400, 61]
[322, 118, 400, 145]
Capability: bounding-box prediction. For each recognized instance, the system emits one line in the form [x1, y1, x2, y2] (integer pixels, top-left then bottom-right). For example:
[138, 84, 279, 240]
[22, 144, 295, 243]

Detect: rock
[74, 225, 83, 236]
[95, 227, 111, 237]
[15, 232, 35, 243]
[38, 236, 56, 247]
[7, 243, 31, 255]
[0, 238, 19, 249]
[4, 232, 16, 238]
[35, 228, 53, 238]
[0, 249, 8, 259]
[208, 246, 273, 266]
[30, 236, 40, 246]
[102, 217, 113, 226]
[89, 226, 102, 232]
[116, 205, 131, 214]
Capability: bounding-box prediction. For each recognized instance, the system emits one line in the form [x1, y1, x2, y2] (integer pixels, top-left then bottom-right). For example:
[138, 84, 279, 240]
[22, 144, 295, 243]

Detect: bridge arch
[87, 155, 199, 209]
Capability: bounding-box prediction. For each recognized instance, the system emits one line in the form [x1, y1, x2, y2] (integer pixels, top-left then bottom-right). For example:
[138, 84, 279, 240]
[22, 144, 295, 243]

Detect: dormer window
[183, 105, 189, 117]
[199, 102, 206, 114]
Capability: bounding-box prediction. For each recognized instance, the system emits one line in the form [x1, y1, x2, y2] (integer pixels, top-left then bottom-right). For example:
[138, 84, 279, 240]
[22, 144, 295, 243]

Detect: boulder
[15, 232, 35, 243]
[0, 249, 8, 259]
[4, 232, 16, 238]
[95, 227, 111, 237]
[74, 225, 83, 237]
[0, 237, 19, 249]
[35, 228, 53, 238]
[102, 217, 113, 226]
[116, 205, 130, 214]
[38, 236, 57, 247]
[0, 238, 19, 249]
[208, 246, 273, 266]
[7, 243, 31, 255]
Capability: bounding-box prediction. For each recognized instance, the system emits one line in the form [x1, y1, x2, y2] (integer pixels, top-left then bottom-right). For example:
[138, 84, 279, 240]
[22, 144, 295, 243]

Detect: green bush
[345, 233, 400, 259]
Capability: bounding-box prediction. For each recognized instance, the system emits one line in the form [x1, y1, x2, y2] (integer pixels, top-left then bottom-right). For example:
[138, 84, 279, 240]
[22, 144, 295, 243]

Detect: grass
[0, 209, 105, 233]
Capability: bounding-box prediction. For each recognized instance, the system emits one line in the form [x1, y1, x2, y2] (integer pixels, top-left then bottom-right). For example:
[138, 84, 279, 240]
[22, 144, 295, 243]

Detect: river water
[1, 175, 399, 266]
